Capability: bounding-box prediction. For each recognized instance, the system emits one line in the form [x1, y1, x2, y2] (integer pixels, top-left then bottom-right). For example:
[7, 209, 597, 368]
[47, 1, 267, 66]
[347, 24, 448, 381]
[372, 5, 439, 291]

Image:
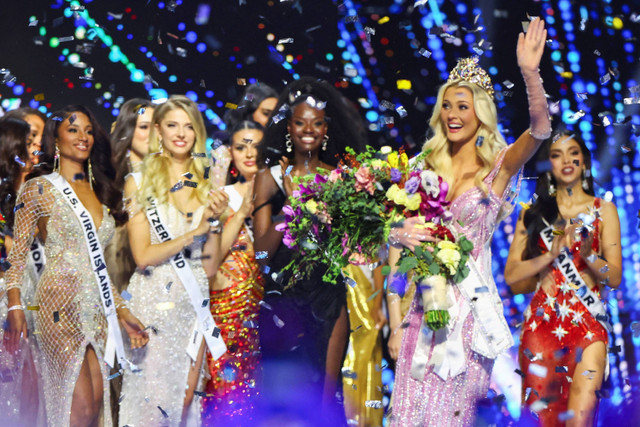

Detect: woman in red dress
[505, 132, 622, 426]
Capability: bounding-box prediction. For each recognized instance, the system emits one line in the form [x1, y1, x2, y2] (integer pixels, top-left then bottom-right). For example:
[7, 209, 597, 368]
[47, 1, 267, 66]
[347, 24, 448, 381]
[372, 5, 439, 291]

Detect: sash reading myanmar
[145, 198, 226, 361]
[44, 173, 127, 368]
[540, 223, 612, 332]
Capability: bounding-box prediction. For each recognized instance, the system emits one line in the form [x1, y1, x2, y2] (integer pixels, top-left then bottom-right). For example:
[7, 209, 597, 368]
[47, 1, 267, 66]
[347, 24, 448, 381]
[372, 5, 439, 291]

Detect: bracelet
[208, 218, 222, 234]
[7, 305, 25, 312]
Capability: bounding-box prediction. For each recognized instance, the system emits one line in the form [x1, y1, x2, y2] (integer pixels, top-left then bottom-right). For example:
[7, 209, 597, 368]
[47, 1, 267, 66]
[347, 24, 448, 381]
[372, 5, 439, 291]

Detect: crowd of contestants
[0, 18, 624, 427]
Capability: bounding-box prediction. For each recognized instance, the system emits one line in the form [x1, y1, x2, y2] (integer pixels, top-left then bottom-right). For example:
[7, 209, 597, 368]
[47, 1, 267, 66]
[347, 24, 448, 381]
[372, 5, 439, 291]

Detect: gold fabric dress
[342, 264, 383, 427]
[5, 176, 118, 426]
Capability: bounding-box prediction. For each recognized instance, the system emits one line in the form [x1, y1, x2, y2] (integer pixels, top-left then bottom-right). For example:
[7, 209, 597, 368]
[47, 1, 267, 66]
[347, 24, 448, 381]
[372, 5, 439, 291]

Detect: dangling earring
[54, 145, 60, 173]
[322, 135, 329, 151]
[582, 169, 589, 191]
[546, 172, 556, 197]
[285, 133, 293, 153]
[88, 159, 94, 190]
[230, 164, 239, 177]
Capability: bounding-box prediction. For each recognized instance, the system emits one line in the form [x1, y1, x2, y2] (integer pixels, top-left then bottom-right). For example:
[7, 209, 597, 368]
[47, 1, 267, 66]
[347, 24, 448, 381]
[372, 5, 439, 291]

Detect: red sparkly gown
[202, 197, 264, 424]
[519, 199, 607, 426]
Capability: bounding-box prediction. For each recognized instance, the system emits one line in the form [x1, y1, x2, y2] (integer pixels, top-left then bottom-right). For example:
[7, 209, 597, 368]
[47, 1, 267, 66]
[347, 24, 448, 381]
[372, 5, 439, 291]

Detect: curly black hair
[258, 76, 367, 168]
[34, 105, 125, 225]
[0, 118, 30, 228]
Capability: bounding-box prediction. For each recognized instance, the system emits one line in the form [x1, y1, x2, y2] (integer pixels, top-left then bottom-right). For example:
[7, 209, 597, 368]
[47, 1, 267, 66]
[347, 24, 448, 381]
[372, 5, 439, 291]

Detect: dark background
[2, 0, 639, 423]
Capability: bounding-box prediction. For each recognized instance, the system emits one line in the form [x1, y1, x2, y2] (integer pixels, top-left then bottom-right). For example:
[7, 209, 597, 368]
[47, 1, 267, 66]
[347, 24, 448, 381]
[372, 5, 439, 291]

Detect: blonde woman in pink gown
[387, 18, 550, 426]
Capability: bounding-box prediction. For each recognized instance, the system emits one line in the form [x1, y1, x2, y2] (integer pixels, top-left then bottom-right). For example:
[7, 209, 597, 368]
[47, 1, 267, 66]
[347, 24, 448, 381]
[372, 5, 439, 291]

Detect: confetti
[13, 202, 25, 213]
[278, 38, 294, 44]
[121, 290, 132, 301]
[475, 136, 484, 147]
[170, 181, 184, 192]
[365, 400, 382, 409]
[73, 173, 85, 182]
[157, 406, 169, 418]
[13, 156, 26, 167]
[528, 363, 548, 378]
[183, 180, 198, 188]
[273, 314, 285, 328]
[558, 410, 575, 422]
[255, 251, 268, 260]
[53, 311, 60, 323]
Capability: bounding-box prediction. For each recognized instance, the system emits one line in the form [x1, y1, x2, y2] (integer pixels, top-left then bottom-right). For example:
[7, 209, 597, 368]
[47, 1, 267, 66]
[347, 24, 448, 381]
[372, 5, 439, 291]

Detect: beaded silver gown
[4, 176, 117, 426]
[119, 173, 209, 427]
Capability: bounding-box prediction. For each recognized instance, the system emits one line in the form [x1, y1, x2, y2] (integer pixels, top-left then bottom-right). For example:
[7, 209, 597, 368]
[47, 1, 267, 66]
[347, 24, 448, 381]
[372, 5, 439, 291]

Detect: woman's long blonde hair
[138, 95, 211, 207]
[422, 80, 506, 196]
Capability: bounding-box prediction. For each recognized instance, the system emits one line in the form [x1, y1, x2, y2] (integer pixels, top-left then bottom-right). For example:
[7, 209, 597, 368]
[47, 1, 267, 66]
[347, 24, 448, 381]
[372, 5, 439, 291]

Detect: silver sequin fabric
[391, 148, 519, 426]
[4, 176, 116, 426]
[119, 202, 208, 427]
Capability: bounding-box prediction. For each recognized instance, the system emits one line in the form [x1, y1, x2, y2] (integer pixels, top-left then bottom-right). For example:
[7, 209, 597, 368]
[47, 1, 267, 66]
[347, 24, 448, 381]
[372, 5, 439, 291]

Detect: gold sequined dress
[4, 176, 117, 426]
[119, 173, 209, 427]
[342, 264, 383, 427]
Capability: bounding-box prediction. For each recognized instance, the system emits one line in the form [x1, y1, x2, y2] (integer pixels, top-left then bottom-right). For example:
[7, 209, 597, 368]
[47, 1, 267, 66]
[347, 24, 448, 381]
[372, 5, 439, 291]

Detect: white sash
[539, 223, 612, 332]
[223, 185, 253, 241]
[29, 238, 46, 280]
[145, 198, 227, 361]
[44, 173, 126, 369]
[409, 256, 513, 381]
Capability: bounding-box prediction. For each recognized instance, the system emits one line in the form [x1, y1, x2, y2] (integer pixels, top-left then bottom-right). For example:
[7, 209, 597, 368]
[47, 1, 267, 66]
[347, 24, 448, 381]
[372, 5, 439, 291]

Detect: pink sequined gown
[391, 148, 519, 426]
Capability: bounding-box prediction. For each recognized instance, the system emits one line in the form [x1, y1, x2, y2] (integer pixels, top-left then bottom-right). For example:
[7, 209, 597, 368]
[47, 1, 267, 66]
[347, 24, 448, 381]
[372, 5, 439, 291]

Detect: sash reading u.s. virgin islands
[145, 198, 227, 361]
[44, 173, 127, 369]
[540, 222, 612, 332]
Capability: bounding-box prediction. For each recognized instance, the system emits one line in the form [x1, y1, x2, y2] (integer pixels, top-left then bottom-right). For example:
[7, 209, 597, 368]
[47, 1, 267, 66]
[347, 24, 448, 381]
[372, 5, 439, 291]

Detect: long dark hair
[2, 107, 47, 124]
[523, 131, 595, 259]
[36, 105, 124, 225]
[0, 118, 30, 228]
[224, 83, 278, 129]
[226, 120, 264, 185]
[258, 76, 367, 168]
[111, 98, 155, 193]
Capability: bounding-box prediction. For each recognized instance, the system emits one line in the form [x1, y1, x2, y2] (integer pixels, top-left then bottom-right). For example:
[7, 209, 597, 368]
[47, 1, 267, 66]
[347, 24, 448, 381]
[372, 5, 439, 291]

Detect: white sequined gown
[4, 176, 116, 426]
[119, 200, 208, 427]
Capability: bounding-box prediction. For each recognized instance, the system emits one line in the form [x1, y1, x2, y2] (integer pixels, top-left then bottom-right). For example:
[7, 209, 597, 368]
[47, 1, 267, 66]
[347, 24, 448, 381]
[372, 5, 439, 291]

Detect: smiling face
[439, 86, 481, 146]
[231, 128, 262, 179]
[56, 112, 94, 165]
[549, 137, 585, 187]
[24, 114, 44, 165]
[287, 102, 328, 154]
[130, 106, 154, 159]
[156, 107, 196, 159]
[252, 97, 277, 127]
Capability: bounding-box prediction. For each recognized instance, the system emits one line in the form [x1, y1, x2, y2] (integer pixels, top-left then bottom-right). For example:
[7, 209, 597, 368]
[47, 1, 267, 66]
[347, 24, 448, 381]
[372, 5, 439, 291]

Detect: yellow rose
[437, 241, 459, 251]
[305, 200, 318, 214]
[387, 152, 398, 168]
[386, 184, 409, 206]
[386, 184, 398, 199]
[436, 243, 461, 275]
[405, 193, 421, 211]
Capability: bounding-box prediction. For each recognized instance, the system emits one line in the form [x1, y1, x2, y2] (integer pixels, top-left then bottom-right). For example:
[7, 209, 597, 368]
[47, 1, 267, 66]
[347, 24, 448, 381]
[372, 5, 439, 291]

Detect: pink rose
[354, 166, 375, 195]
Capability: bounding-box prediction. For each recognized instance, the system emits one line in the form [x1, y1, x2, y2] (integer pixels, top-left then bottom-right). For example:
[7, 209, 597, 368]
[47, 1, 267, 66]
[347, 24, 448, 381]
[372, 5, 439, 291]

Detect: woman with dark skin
[253, 77, 366, 423]
[3, 106, 149, 426]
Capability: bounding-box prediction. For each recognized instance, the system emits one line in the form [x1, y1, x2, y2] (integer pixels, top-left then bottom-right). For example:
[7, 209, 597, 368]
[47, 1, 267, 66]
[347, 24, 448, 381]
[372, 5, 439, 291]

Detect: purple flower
[404, 176, 420, 194]
[390, 168, 402, 183]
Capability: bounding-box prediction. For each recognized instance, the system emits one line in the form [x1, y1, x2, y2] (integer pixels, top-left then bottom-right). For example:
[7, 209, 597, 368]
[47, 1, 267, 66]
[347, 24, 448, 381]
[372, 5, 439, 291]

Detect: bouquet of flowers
[276, 146, 397, 286]
[381, 161, 474, 331]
